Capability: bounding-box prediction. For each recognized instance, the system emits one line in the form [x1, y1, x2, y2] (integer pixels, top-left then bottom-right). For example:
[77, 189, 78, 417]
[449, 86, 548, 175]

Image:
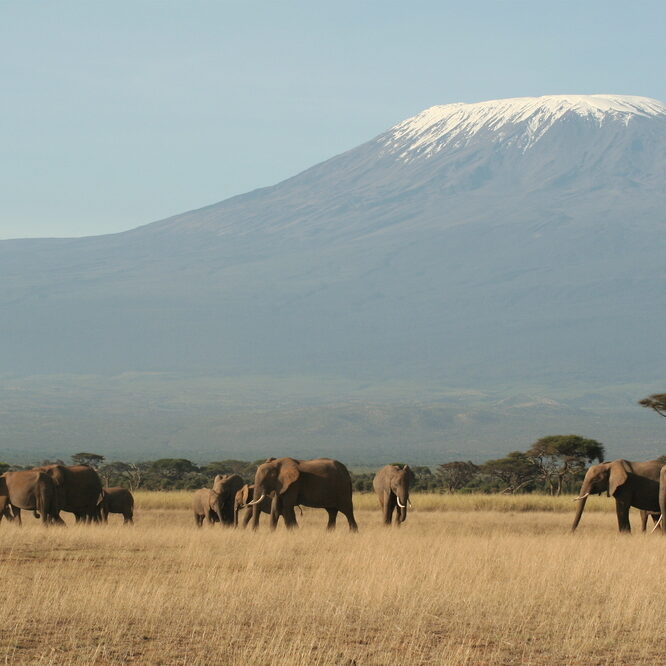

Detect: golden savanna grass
[0, 493, 663, 665]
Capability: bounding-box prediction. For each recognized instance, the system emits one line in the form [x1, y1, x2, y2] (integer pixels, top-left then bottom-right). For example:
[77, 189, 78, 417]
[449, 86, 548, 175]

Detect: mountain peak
[381, 94, 666, 161]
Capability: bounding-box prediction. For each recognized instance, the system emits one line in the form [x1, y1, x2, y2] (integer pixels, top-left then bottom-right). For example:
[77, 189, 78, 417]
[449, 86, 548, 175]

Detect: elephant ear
[51, 466, 67, 486]
[608, 460, 632, 497]
[277, 461, 300, 496]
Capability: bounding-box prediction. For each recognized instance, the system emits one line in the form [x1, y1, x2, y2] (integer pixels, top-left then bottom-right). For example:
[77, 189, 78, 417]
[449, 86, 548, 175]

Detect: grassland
[0, 493, 663, 665]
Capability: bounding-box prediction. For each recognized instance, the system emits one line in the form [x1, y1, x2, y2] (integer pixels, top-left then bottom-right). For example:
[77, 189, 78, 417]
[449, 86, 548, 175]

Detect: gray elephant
[0, 470, 60, 526]
[234, 484, 274, 528]
[210, 474, 245, 526]
[192, 488, 222, 527]
[572, 459, 664, 532]
[100, 487, 134, 524]
[247, 457, 357, 531]
[373, 464, 414, 526]
[35, 464, 103, 523]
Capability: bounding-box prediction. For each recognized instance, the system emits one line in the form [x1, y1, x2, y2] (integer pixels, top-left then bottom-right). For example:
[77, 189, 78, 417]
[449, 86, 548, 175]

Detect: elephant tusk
[651, 515, 663, 534]
[572, 493, 590, 501]
[408, 499, 412, 508]
[245, 493, 266, 507]
[395, 496, 406, 509]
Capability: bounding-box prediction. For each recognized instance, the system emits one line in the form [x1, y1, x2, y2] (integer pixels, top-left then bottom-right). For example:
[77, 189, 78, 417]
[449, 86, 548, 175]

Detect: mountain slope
[2, 95, 666, 460]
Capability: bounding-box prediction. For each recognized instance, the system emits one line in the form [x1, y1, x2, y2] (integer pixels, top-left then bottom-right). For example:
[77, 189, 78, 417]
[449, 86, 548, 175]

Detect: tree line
[0, 433, 634, 495]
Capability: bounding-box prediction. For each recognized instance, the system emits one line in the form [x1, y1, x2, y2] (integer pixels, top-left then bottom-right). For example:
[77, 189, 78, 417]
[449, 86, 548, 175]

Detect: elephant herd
[11, 455, 664, 535]
[0, 464, 134, 526]
[193, 458, 416, 531]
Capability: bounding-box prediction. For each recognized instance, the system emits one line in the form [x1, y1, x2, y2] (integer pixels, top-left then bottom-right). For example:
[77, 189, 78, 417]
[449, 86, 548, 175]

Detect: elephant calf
[192, 489, 218, 527]
[100, 487, 134, 524]
[234, 484, 273, 528]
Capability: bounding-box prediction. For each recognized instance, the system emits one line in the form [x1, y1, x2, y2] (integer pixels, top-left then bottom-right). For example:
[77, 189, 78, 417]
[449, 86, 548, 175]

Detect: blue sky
[2, 0, 665, 239]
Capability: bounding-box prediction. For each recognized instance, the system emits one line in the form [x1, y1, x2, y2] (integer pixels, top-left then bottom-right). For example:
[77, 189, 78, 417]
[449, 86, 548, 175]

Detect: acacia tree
[481, 452, 540, 494]
[98, 461, 147, 490]
[436, 461, 479, 493]
[71, 452, 105, 469]
[527, 435, 605, 496]
[639, 394, 666, 417]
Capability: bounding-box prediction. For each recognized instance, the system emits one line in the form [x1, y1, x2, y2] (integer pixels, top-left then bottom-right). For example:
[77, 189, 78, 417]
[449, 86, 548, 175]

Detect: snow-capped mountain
[384, 95, 666, 159]
[2, 95, 666, 459]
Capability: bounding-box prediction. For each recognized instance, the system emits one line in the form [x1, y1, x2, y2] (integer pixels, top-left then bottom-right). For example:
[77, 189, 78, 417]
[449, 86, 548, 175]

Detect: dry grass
[134, 490, 616, 513]
[0, 494, 661, 665]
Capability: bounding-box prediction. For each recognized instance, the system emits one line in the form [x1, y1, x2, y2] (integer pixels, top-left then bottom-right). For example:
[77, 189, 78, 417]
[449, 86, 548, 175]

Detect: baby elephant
[192, 488, 219, 527]
[234, 484, 273, 528]
[100, 487, 134, 524]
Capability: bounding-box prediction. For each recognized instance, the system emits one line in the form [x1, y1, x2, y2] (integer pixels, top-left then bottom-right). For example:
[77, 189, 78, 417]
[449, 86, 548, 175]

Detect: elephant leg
[615, 499, 631, 533]
[388, 493, 397, 525]
[382, 491, 392, 525]
[341, 507, 358, 532]
[269, 495, 281, 530]
[14, 507, 22, 527]
[194, 512, 203, 527]
[282, 504, 298, 529]
[51, 512, 65, 526]
[326, 508, 338, 530]
[242, 508, 253, 528]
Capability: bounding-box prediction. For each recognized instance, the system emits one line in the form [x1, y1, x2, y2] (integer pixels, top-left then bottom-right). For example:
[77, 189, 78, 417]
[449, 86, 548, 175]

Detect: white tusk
[408, 499, 412, 508]
[245, 493, 266, 507]
[572, 493, 590, 502]
[395, 496, 405, 509]
[651, 515, 663, 534]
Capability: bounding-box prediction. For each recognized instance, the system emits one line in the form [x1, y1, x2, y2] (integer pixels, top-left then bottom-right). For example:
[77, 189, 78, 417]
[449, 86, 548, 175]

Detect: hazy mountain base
[1, 373, 663, 465]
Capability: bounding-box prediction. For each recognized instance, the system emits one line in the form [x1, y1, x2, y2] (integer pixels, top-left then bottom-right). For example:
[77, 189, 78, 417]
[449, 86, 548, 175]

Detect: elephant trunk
[251, 492, 265, 530]
[571, 493, 589, 532]
[395, 493, 408, 523]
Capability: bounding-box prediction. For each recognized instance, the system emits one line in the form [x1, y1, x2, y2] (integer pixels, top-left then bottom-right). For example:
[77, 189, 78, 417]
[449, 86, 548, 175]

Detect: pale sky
[2, 0, 665, 239]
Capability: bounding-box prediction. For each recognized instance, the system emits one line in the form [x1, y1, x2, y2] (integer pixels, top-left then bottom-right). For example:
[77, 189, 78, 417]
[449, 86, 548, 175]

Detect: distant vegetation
[2, 434, 609, 495]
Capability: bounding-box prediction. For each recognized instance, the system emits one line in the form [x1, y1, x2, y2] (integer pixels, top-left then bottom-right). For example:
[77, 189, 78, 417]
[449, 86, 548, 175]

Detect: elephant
[572, 459, 664, 533]
[247, 457, 357, 531]
[657, 466, 666, 534]
[373, 464, 415, 526]
[210, 474, 245, 526]
[192, 488, 218, 527]
[35, 464, 103, 523]
[100, 487, 134, 524]
[0, 470, 60, 526]
[234, 484, 274, 528]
